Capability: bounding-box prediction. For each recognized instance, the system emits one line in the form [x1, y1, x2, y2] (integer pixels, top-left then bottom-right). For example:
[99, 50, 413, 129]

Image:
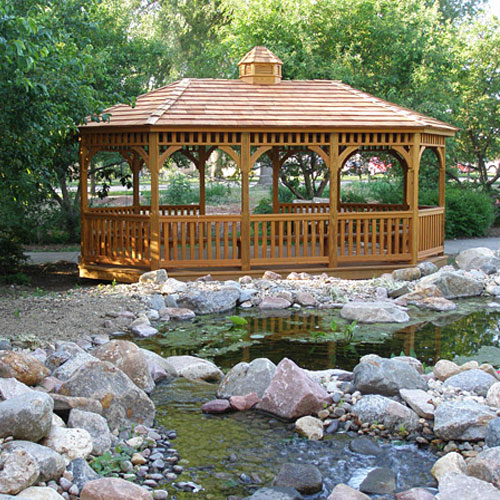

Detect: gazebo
[78, 46, 457, 282]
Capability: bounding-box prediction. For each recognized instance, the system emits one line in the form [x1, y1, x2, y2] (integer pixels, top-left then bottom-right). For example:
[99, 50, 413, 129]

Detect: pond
[139, 301, 500, 499]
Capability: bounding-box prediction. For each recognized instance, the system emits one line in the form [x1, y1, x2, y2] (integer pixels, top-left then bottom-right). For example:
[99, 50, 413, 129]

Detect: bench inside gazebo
[78, 46, 457, 282]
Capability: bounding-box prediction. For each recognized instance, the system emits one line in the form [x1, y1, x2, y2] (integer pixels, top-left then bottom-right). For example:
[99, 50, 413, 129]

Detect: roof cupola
[238, 46, 282, 85]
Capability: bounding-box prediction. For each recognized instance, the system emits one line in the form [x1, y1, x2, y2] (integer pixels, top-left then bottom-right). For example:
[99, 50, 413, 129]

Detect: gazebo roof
[80, 48, 457, 134]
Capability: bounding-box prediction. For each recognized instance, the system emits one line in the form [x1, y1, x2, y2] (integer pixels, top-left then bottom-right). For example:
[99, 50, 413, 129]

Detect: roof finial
[238, 46, 282, 85]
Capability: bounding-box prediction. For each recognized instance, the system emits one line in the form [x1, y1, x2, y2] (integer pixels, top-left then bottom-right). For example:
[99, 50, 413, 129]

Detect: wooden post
[79, 141, 88, 265]
[438, 147, 446, 208]
[272, 147, 280, 213]
[199, 146, 206, 215]
[149, 132, 160, 270]
[241, 133, 251, 271]
[403, 166, 408, 208]
[132, 156, 141, 213]
[409, 133, 421, 265]
[329, 133, 339, 268]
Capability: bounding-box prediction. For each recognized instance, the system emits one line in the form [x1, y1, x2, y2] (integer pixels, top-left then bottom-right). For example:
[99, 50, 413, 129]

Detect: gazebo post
[271, 147, 280, 213]
[329, 134, 340, 268]
[438, 147, 446, 207]
[132, 155, 141, 213]
[199, 146, 206, 215]
[149, 132, 161, 270]
[79, 142, 89, 265]
[410, 133, 422, 265]
[241, 133, 251, 271]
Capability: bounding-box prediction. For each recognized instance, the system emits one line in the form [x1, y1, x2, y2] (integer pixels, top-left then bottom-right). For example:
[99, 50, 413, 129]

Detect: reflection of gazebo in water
[78, 46, 457, 282]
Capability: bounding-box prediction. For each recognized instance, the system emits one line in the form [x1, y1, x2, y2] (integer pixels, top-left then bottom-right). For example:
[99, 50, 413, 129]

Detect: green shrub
[253, 197, 273, 214]
[205, 182, 231, 204]
[445, 186, 494, 238]
[0, 230, 27, 277]
[160, 173, 198, 205]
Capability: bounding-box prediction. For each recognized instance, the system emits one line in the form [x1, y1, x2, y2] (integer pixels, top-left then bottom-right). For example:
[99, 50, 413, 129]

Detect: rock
[327, 484, 370, 499]
[0, 378, 33, 400]
[392, 267, 421, 281]
[0, 448, 39, 495]
[67, 458, 101, 493]
[434, 400, 496, 441]
[418, 261, 438, 276]
[139, 349, 173, 383]
[177, 289, 239, 314]
[41, 427, 93, 465]
[294, 416, 324, 440]
[246, 486, 303, 500]
[466, 447, 500, 488]
[395, 488, 435, 500]
[398, 285, 444, 305]
[417, 271, 483, 299]
[295, 292, 316, 307]
[201, 399, 231, 414]
[92, 341, 154, 393]
[139, 269, 167, 285]
[359, 467, 396, 495]
[148, 294, 165, 311]
[217, 358, 276, 399]
[15, 487, 65, 499]
[352, 394, 419, 433]
[456, 248, 499, 271]
[3, 441, 64, 482]
[487, 383, 500, 407]
[340, 301, 410, 323]
[431, 452, 466, 482]
[130, 324, 158, 338]
[257, 358, 332, 420]
[395, 355, 425, 374]
[58, 360, 155, 431]
[158, 307, 195, 320]
[486, 418, 500, 447]
[67, 409, 111, 456]
[51, 351, 97, 382]
[165, 355, 223, 382]
[263, 271, 282, 280]
[443, 369, 497, 396]
[0, 351, 49, 386]
[400, 389, 435, 419]
[0, 392, 53, 441]
[437, 472, 500, 499]
[434, 360, 461, 381]
[50, 394, 103, 415]
[353, 356, 427, 396]
[80, 478, 153, 500]
[273, 463, 322, 494]
[416, 297, 457, 311]
[348, 437, 383, 456]
[229, 393, 259, 411]
[259, 297, 291, 309]
[160, 278, 187, 294]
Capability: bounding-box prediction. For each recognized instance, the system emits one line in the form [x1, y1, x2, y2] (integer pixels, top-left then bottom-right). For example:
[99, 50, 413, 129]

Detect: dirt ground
[0, 263, 145, 348]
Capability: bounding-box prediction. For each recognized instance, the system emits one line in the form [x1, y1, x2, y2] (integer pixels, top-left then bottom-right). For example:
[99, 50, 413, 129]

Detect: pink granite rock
[81, 478, 152, 500]
[201, 399, 231, 414]
[259, 297, 291, 310]
[257, 358, 332, 420]
[263, 271, 282, 280]
[229, 393, 259, 411]
[395, 488, 436, 500]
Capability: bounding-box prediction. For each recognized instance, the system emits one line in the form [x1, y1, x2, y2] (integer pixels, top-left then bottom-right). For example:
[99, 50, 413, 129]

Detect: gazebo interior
[78, 46, 457, 282]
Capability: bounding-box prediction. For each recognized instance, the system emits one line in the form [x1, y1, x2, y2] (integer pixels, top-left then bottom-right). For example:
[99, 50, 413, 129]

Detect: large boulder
[139, 269, 167, 285]
[50, 394, 103, 415]
[160, 278, 188, 294]
[92, 341, 154, 393]
[165, 355, 223, 382]
[486, 418, 500, 447]
[437, 472, 500, 500]
[352, 394, 419, 433]
[41, 427, 93, 465]
[400, 389, 435, 419]
[0, 351, 48, 386]
[0, 448, 39, 495]
[3, 441, 65, 482]
[67, 409, 112, 456]
[353, 356, 427, 396]
[58, 360, 155, 431]
[139, 349, 174, 383]
[67, 458, 101, 493]
[487, 383, 500, 407]
[0, 378, 33, 401]
[80, 478, 153, 500]
[246, 487, 303, 500]
[327, 484, 370, 500]
[466, 447, 500, 488]
[257, 358, 332, 420]
[456, 248, 500, 272]
[434, 400, 496, 441]
[434, 359, 461, 381]
[217, 358, 276, 399]
[50, 346, 97, 382]
[443, 369, 497, 396]
[359, 467, 396, 495]
[0, 392, 53, 441]
[340, 301, 409, 323]
[273, 463, 323, 494]
[177, 288, 240, 314]
[14, 486, 65, 499]
[416, 271, 484, 299]
[431, 452, 466, 482]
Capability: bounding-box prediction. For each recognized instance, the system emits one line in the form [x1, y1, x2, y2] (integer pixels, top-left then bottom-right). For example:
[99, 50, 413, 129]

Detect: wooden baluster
[232, 221, 237, 260]
[270, 220, 276, 258]
[395, 217, 400, 254]
[279, 220, 284, 258]
[303, 218, 309, 257]
[189, 221, 196, 260]
[224, 221, 229, 259]
[311, 219, 317, 257]
[180, 222, 187, 260]
[380, 219, 385, 256]
[348, 217, 354, 257]
[215, 221, 221, 260]
[355, 217, 361, 256]
[363, 218, 369, 256]
[387, 217, 393, 256]
[207, 222, 213, 260]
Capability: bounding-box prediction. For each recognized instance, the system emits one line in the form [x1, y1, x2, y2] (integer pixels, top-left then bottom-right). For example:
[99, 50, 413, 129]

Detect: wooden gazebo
[78, 46, 457, 282]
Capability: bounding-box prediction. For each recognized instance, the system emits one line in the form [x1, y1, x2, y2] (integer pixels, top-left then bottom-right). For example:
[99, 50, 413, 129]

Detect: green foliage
[206, 182, 232, 204]
[161, 173, 198, 205]
[0, 230, 27, 277]
[229, 315, 249, 326]
[90, 444, 134, 476]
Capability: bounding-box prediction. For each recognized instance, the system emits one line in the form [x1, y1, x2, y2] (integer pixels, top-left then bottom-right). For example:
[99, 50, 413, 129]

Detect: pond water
[142, 301, 500, 499]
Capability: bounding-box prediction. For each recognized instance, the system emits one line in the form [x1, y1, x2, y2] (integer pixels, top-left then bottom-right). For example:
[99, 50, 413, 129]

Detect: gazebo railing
[418, 206, 445, 258]
[278, 202, 408, 214]
[88, 205, 200, 216]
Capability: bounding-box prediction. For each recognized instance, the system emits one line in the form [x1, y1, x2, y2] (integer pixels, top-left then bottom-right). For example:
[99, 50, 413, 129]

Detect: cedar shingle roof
[81, 75, 457, 133]
[238, 46, 283, 65]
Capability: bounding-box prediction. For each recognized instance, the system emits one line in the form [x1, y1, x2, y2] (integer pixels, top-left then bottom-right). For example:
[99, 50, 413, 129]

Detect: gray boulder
[0, 392, 53, 441]
[67, 409, 112, 456]
[3, 441, 65, 482]
[443, 369, 497, 396]
[177, 288, 240, 314]
[139, 349, 174, 383]
[58, 360, 155, 432]
[160, 278, 188, 294]
[246, 487, 303, 500]
[359, 467, 396, 495]
[349, 437, 383, 456]
[217, 358, 276, 399]
[392, 267, 421, 281]
[49, 343, 98, 381]
[0, 378, 33, 401]
[353, 356, 427, 396]
[352, 394, 419, 433]
[273, 463, 322, 494]
[466, 447, 500, 488]
[67, 458, 101, 493]
[340, 301, 409, 323]
[417, 271, 484, 299]
[486, 418, 500, 447]
[456, 248, 500, 272]
[437, 472, 500, 500]
[165, 355, 223, 382]
[139, 269, 167, 285]
[418, 261, 438, 276]
[434, 400, 496, 441]
[0, 448, 39, 495]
